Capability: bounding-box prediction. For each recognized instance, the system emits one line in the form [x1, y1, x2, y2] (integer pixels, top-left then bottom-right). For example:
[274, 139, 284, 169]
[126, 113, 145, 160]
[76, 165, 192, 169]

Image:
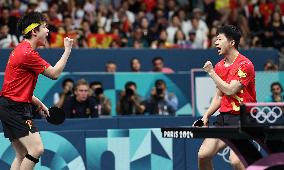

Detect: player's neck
[24, 38, 37, 50]
[224, 49, 239, 65]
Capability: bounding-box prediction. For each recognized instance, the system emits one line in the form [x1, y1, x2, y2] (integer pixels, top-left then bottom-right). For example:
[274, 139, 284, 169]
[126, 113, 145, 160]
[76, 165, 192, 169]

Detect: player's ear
[230, 40, 235, 47]
[31, 29, 37, 37]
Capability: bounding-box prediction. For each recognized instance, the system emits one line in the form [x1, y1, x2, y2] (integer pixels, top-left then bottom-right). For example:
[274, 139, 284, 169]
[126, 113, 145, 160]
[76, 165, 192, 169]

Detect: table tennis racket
[46, 107, 65, 125]
[192, 119, 204, 127]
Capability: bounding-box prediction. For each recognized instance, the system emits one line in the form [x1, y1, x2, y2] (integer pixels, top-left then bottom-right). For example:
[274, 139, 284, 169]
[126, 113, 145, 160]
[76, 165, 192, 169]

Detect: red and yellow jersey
[215, 53, 256, 114]
[0, 40, 50, 103]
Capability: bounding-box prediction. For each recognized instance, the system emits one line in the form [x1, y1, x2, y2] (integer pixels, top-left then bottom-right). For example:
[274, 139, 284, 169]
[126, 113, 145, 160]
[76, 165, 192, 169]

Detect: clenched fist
[64, 37, 74, 50]
[203, 61, 214, 74]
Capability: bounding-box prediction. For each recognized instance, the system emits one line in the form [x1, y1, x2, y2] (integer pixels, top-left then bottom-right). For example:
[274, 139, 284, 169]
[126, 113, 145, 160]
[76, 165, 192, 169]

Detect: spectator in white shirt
[0, 25, 18, 48]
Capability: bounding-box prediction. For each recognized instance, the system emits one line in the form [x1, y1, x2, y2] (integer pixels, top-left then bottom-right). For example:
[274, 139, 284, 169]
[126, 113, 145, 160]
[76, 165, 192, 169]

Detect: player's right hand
[203, 61, 214, 73]
[201, 115, 209, 127]
[64, 37, 74, 49]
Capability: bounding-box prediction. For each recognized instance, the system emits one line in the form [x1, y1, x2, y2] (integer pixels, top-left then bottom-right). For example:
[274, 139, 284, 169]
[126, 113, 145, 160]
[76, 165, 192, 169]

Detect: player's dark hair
[17, 12, 47, 39]
[217, 25, 241, 49]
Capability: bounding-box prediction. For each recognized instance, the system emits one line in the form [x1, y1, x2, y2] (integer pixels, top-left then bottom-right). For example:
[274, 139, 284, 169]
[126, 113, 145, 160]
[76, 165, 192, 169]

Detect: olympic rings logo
[217, 141, 261, 163]
[250, 106, 282, 124]
[217, 146, 231, 163]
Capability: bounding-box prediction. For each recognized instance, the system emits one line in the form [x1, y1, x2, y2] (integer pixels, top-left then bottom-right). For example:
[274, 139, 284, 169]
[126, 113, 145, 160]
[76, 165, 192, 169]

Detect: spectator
[34, 0, 48, 13]
[151, 29, 172, 48]
[208, 25, 218, 48]
[173, 29, 190, 49]
[130, 57, 141, 72]
[263, 11, 284, 49]
[105, 61, 117, 72]
[89, 81, 112, 116]
[265, 82, 284, 102]
[166, 15, 181, 43]
[139, 17, 155, 45]
[117, 81, 145, 115]
[248, 5, 265, 39]
[10, 0, 27, 18]
[191, 7, 209, 36]
[264, 59, 278, 71]
[167, 0, 177, 19]
[63, 79, 98, 118]
[0, 7, 18, 35]
[177, 8, 191, 38]
[149, 8, 168, 37]
[127, 26, 149, 47]
[0, 24, 18, 48]
[188, 16, 208, 49]
[152, 56, 174, 73]
[47, 3, 63, 28]
[144, 79, 178, 115]
[54, 78, 74, 108]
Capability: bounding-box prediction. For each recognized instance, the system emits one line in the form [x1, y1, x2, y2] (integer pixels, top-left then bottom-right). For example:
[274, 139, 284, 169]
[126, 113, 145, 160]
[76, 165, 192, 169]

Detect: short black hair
[155, 79, 166, 87]
[62, 78, 74, 88]
[216, 25, 241, 49]
[17, 12, 47, 39]
[125, 81, 136, 89]
[271, 82, 283, 93]
[90, 81, 103, 87]
[152, 56, 164, 64]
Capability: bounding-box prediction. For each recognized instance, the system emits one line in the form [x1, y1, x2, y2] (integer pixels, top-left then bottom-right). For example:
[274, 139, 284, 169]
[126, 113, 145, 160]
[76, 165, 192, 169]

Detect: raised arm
[203, 61, 243, 95]
[42, 37, 73, 80]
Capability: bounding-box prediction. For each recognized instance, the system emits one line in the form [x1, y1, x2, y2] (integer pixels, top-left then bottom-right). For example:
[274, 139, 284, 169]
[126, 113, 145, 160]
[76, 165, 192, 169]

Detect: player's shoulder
[14, 40, 33, 54]
[237, 54, 254, 67]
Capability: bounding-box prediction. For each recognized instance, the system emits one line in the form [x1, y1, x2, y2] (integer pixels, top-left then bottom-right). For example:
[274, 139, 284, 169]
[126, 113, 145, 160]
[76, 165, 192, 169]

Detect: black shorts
[214, 112, 255, 126]
[214, 112, 240, 126]
[0, 96, 38, 141]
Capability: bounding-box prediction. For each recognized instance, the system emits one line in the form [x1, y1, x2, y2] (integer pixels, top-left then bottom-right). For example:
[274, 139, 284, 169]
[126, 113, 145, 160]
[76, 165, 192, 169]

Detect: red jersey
[215, 53, 256, 114]
[0, 40, 50, 103]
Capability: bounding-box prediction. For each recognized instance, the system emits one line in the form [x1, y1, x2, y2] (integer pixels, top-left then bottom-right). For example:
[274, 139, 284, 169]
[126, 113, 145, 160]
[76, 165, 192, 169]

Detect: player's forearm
[204, 94, 221, 118]
[32, 95, 43, 106]
[52, 49, 71, 78]
[208, 71, 237, 95]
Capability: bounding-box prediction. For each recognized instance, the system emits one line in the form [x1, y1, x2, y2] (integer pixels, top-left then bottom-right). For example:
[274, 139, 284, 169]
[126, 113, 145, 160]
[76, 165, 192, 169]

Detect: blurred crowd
[1, 0, 284, 50]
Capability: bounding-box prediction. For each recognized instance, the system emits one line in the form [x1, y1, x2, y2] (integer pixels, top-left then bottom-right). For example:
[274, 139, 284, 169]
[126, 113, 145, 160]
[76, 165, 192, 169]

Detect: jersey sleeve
[235, 61, 255, 87]
[22, 50, 51, 74]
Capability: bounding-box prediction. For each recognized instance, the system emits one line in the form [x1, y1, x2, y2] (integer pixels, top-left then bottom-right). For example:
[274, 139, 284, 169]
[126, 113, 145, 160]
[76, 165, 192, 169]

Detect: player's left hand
[203, 61, 214, 73]
[37, 104, 50, 117]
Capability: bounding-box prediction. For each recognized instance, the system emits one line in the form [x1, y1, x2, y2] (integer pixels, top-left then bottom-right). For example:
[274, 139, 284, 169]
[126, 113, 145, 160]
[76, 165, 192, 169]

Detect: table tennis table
[161, 103, 284, 170]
